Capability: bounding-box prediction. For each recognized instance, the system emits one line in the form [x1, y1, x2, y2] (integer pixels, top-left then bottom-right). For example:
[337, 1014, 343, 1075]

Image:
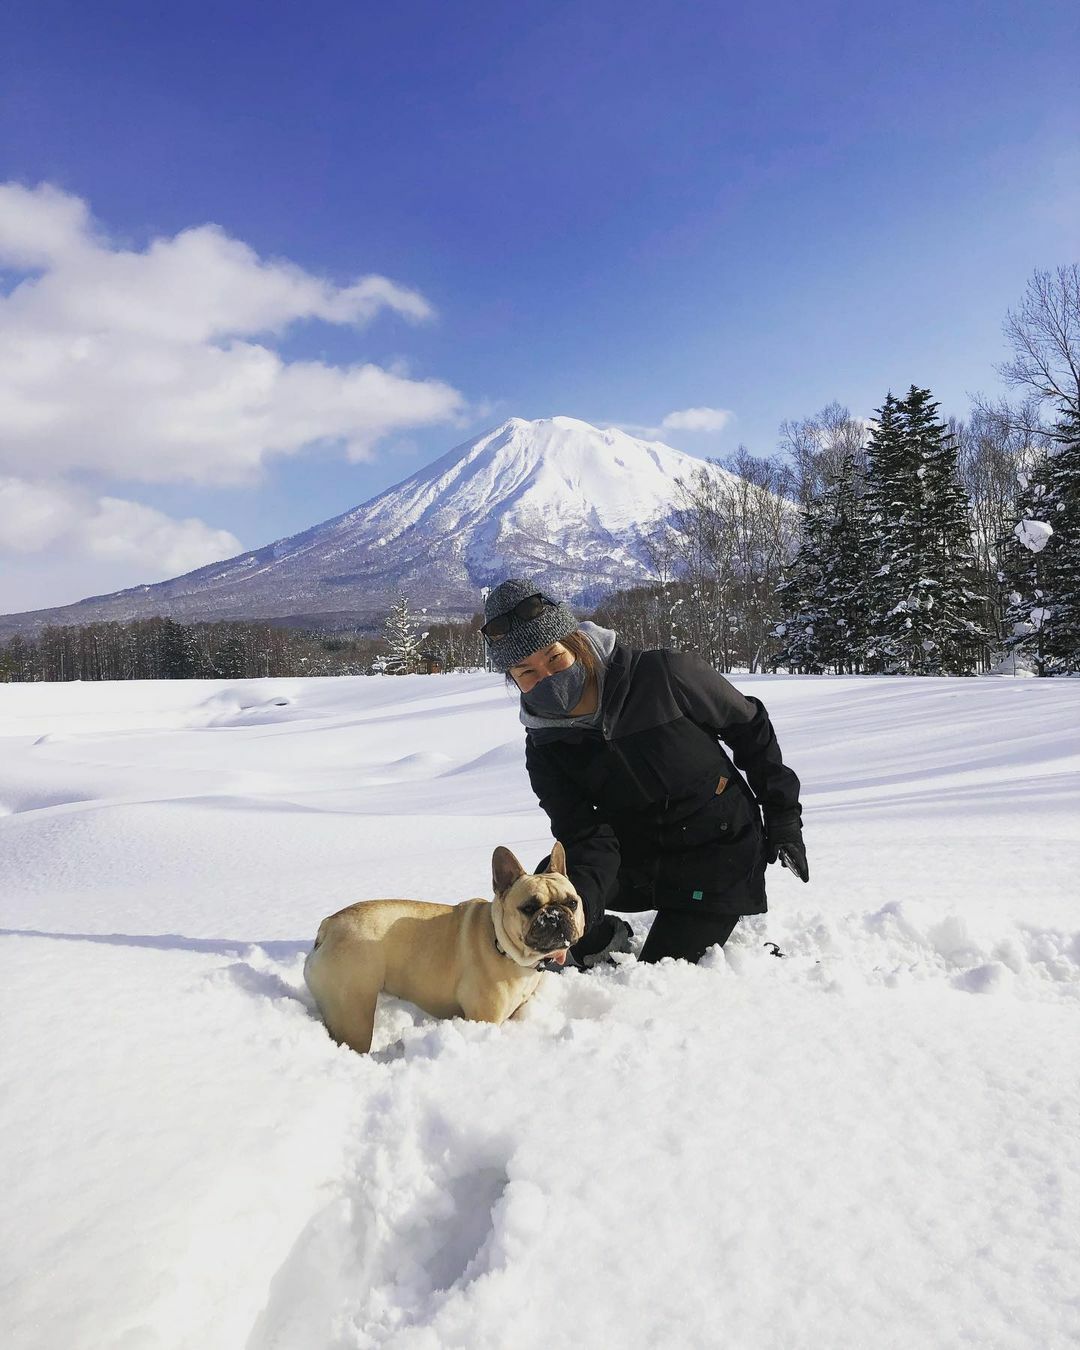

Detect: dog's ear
[492, 846, 527, 898]
[547, 841, 568, 876]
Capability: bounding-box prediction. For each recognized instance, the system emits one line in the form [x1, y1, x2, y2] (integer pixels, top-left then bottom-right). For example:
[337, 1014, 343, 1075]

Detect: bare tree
[638, 518, 680, 589]
[717, 449, 800, 671]
[652, 452, 798, 672]
[664, 465, 740, 668]
[950, 408, 1042, 664]
[591, 581, 683, 652]
[999, 264, 1080, 425]
[779, 401, 868, 506]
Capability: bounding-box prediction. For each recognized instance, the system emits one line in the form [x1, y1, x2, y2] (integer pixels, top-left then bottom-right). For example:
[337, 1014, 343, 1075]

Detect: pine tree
[776, 449, 873, 674]
[817, 452, 873, 673]
[908, 389, 988, 674]
[1041, 412, 1080, 671]
[865, 387, 986, 674]
[864, 392, 913, 671]
[775, 495, 829, 674]
[382, 594, 423, 674]
[1002, 457, 1054, 675]
[160, 618, 199, 679]
[0, 635, 30, 682]
[215, 625, 248, 679]
[1006, 413, 1080, 673]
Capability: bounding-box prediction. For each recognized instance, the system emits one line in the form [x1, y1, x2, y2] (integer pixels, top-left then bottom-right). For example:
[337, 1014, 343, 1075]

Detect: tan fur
[304, 843, 582, 1054]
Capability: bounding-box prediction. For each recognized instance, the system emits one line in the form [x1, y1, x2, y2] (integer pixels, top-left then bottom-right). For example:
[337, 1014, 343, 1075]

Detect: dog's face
[492, 843, 585, 965]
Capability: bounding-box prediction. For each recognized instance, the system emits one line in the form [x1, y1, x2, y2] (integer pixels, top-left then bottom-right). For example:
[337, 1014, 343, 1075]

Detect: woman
[482, 578, 808, 967]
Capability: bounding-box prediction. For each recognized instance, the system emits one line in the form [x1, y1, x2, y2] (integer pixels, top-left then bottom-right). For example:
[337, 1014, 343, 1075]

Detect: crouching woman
[481, 578, 808, 967]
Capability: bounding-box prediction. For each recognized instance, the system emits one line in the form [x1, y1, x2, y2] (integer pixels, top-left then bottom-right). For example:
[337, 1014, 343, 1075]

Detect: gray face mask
[522, 661, 588, 717]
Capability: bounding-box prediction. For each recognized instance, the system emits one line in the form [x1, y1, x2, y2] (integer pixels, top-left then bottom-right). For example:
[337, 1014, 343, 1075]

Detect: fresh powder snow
[2, 672, 1079, 1349]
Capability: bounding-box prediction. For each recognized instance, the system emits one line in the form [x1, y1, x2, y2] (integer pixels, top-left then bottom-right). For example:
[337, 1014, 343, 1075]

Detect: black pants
[576, 908, 740, 965]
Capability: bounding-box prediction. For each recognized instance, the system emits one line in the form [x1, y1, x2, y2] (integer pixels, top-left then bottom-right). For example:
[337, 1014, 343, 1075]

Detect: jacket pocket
[674, 784, 752, 849]
[654, 789, 761, 895]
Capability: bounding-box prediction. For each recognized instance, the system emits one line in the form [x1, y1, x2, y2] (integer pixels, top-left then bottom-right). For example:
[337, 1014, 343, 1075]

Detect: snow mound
[368, 751, 455, 781]
[714, 905, 1080, 1003]
[442, 740, 526, 777]
[188, 685, 302, 727]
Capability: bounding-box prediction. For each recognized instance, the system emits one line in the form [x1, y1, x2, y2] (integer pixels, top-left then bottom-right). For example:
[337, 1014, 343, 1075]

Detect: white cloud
[0, 183, 466, 485]
[81, 497, 242, 574]
[660, 406, 734, 433]
[0, 476, 241, 576]
[0, 476, 80, 551]
[610, 406, 735, 440]
[0, 182, 96, 269]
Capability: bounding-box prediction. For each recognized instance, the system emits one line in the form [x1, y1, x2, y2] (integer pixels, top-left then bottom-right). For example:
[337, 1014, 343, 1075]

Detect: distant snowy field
[2, 672, 1078, 1350]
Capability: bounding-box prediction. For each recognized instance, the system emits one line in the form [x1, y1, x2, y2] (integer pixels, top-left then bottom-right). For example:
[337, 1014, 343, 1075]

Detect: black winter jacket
[524, 643, 802, 929]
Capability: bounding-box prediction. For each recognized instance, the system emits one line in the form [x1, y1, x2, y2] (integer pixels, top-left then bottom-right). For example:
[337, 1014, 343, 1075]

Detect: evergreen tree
[1002, 458, 1054, 675]
[215, 625, 249, 679]
[866, 387, 986, 674]
[775, 495, 829, 673]
[160, 618, 199, 679]
[1005, 412, 1080, 674]
[907, 389, 988, 674]
[816, 451, 873, 673]
[776, 449, 873, 674]
[1041, 412, 1080, 671]
[863, 392, 912, 671]
[0, 635, 31, 682]
[382, 594, 423, 674]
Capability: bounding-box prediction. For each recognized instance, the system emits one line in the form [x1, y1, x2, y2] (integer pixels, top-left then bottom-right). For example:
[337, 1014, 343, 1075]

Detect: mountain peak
[486, 414, 627, 443]
[0, 416, 732, 635]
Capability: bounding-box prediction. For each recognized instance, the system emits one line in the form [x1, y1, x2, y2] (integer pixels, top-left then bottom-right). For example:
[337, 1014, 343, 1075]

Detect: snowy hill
[1, 672, 1078, 1348]
[0, 417, 737, 635]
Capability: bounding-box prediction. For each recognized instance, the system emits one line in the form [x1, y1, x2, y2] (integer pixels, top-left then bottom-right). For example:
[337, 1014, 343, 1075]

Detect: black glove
[765, 823, 809, 883]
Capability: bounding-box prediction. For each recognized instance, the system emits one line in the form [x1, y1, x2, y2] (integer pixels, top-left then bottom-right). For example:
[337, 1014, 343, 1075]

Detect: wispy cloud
[0, 183, 466, 486]
[660, 406, 734, 433]
[608, 406, 735, 440]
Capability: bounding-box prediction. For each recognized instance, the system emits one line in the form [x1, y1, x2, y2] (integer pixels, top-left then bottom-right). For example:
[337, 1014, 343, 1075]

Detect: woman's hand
[775, 838, 809, 882]
[764, 819, 809, 882]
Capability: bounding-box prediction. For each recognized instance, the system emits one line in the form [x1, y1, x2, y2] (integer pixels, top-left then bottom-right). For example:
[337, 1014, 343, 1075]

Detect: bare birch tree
[999, 264, 1080, 426]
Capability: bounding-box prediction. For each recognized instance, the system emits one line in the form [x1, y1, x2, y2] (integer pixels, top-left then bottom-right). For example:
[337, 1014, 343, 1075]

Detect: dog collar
[493, 930, 567, 969]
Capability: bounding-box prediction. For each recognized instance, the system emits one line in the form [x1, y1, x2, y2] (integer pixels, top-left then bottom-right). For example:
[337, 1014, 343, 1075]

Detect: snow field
[1, 672, 1079, 1349]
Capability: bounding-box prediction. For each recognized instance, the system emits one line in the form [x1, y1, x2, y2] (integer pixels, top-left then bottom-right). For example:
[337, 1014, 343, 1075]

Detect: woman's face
[508, 642, 576, 693]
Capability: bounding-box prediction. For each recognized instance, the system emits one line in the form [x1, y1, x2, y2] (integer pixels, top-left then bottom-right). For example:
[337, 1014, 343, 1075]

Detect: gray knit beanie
[482, 578, 580, 673]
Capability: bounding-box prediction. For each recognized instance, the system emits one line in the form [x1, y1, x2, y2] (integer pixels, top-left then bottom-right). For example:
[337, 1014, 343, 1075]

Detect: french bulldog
[304, 842, 584, 1053]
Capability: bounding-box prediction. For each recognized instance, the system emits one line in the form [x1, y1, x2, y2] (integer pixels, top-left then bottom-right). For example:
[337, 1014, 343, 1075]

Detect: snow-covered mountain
[0, 416, 736, 634]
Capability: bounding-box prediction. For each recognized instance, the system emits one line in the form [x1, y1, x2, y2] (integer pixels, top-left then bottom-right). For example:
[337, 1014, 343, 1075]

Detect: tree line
[0, 616, 385, 683]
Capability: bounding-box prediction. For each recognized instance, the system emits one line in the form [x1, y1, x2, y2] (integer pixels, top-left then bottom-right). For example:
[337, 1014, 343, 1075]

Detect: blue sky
[1, 0, 1078, 611]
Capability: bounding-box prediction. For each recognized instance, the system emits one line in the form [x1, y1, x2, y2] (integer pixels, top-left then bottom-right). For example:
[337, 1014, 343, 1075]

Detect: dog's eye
[520, 902, 541, 917]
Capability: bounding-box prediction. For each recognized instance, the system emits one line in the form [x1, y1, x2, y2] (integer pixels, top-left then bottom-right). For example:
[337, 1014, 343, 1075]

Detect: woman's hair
[561, 628, 599, 679]
[504, 626, 599, 686]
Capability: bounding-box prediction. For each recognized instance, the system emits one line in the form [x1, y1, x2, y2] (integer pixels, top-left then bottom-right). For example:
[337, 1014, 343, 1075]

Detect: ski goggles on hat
[481, 593, 556, 641]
